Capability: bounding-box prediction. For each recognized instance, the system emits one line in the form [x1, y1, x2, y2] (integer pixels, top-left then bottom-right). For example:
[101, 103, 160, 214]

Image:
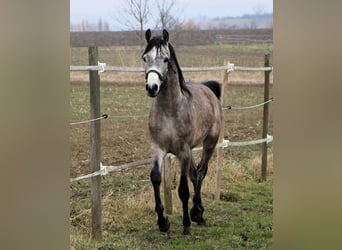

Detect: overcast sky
[70, 0, 273, 30]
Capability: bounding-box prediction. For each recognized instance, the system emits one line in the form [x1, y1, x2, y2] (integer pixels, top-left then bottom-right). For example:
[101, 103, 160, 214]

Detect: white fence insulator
[100, 162, 108, 176]
[98, 61, 106, 74]
[227, 63, 235, 73]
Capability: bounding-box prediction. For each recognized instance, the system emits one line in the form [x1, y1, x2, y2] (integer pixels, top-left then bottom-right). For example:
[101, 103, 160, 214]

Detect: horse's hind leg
[189, 153, 197, 189]
[150, 147, 170, 232]
[190, 136, 218, 225]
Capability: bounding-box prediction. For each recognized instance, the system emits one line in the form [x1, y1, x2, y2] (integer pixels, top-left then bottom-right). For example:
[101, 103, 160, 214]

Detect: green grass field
[70, 43, 273, 249]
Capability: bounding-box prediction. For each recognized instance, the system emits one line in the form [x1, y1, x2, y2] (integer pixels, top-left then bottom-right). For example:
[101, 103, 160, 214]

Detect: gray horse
[142, 29, 222, 235]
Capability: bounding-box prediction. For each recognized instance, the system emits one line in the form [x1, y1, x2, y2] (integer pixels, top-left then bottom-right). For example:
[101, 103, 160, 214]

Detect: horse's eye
[142, 56, 147, 62]
[163, 58, 169, 63]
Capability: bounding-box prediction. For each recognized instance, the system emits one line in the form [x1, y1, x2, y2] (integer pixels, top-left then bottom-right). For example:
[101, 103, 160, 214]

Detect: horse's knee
[150, 170, 161, 185]
[197, 162, 209, 181]
[150, 160, 161, 184]
[178, 176, 190, 201]
[190, 165, 197, 184]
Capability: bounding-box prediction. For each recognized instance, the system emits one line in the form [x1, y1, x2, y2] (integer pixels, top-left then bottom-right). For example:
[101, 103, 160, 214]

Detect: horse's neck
[156, 74, 184, 113]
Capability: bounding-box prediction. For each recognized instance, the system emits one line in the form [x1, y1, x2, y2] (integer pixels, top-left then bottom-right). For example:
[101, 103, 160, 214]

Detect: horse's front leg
[177, 145, 192, 235]
[150, 146, 169, 232]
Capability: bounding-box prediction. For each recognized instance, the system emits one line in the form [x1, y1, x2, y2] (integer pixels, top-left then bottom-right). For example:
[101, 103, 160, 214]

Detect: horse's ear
[162, 29, 169, 43]
[145, 29, 151, 43]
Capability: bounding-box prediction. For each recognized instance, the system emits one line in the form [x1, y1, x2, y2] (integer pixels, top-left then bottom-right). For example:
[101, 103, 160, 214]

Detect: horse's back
[201, 80, 221, 99]
[186, 81, 221, 109]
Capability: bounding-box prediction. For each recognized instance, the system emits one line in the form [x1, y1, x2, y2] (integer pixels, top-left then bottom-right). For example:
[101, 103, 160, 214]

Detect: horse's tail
[202, 80, 221, 99]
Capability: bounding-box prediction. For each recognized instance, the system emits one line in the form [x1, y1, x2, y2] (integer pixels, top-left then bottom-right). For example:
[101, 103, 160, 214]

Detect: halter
[145, 68, 168, 83]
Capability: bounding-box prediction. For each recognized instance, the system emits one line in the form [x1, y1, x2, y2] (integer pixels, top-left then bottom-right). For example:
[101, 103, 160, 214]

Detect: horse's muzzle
[146, 83, 159, 97]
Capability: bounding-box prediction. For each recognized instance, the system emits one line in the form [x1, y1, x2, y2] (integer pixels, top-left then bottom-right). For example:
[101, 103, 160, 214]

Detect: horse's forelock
[143, 36, 164, 55]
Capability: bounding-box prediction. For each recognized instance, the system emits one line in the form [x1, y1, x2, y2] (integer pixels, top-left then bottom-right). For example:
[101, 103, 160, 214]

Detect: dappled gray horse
[142, 29, 222, 235]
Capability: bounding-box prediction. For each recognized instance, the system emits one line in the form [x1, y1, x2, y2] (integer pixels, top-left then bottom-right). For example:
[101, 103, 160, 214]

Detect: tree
[104, 22, 110, 31]
[113, 0, 185, 46]
[98, 19, 103, 31]
[81, 20, 89, 31]
[253, 4, 265, 16]
[182, 20, 200, 30]
[115, 0, 151, 47]
[250, 4, 266, 29]
[155, 0, 183, 30]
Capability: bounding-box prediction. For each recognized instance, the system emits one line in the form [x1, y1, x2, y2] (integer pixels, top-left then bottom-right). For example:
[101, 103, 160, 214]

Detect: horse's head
[142, 29, 170, 97]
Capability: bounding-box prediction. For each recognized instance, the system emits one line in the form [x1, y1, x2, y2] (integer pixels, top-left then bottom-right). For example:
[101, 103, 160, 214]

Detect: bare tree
[104, 21, 110, 31]
[250, 4, 266, 29]
[81, 20, 89, 31]
[182, 20, 200, 30]
[155, 0, 183, 30]
[253, 4, 265, 16]
[115, 0, 151, 47]
[98, 19, 103, 31]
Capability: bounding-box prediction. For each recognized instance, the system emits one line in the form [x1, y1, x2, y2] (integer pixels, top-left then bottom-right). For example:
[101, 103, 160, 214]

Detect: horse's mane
[143, 36, 190, 96]
[167, 43, 190, 95]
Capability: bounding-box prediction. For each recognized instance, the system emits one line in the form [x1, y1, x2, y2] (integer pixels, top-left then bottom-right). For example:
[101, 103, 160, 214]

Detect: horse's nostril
[146, 84, 158, 92]
[146, 83, 159, 97]
[152, 84, 158, 91]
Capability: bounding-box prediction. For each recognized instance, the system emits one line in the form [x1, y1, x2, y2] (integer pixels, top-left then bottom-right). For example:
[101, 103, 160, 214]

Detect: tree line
[70, 19, 111, 32]
[70, 0, 272, 47]
[70, 0, 194, 46]
[70, 0, 186, 31]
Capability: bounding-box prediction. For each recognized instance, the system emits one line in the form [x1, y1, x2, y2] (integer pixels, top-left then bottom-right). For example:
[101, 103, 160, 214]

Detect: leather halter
[145, 68, 168, 83]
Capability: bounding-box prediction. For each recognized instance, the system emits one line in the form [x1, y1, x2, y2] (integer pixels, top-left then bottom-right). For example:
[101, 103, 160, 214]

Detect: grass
[70, 176, 272, 249]
[70, 43, 273, 249]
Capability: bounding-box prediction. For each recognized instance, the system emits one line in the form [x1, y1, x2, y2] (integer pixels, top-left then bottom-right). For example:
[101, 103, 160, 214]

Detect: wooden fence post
[215, 61, 229, 201]
[261, 54, 270, 181]
[89, 46, 102, 241]
[163, 154, 173, 214]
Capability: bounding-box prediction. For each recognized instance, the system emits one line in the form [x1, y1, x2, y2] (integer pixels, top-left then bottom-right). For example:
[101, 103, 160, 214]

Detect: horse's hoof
[182, 226, 191, 235]
[196, 218, 206, 226]
[158, 217, 170, 232]
[191, 215, 206, 225]
[190, 208, 206, 225]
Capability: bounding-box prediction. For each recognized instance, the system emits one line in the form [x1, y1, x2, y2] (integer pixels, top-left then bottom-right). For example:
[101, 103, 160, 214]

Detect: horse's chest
[149, 116, 188, 149]
[150, 116, 178, 137]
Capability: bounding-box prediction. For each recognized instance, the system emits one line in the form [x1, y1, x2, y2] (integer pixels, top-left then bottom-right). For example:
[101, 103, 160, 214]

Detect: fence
[215, 34, 273, 45]
[70, 46, 273, 240]
[70, 29, 273, 47]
